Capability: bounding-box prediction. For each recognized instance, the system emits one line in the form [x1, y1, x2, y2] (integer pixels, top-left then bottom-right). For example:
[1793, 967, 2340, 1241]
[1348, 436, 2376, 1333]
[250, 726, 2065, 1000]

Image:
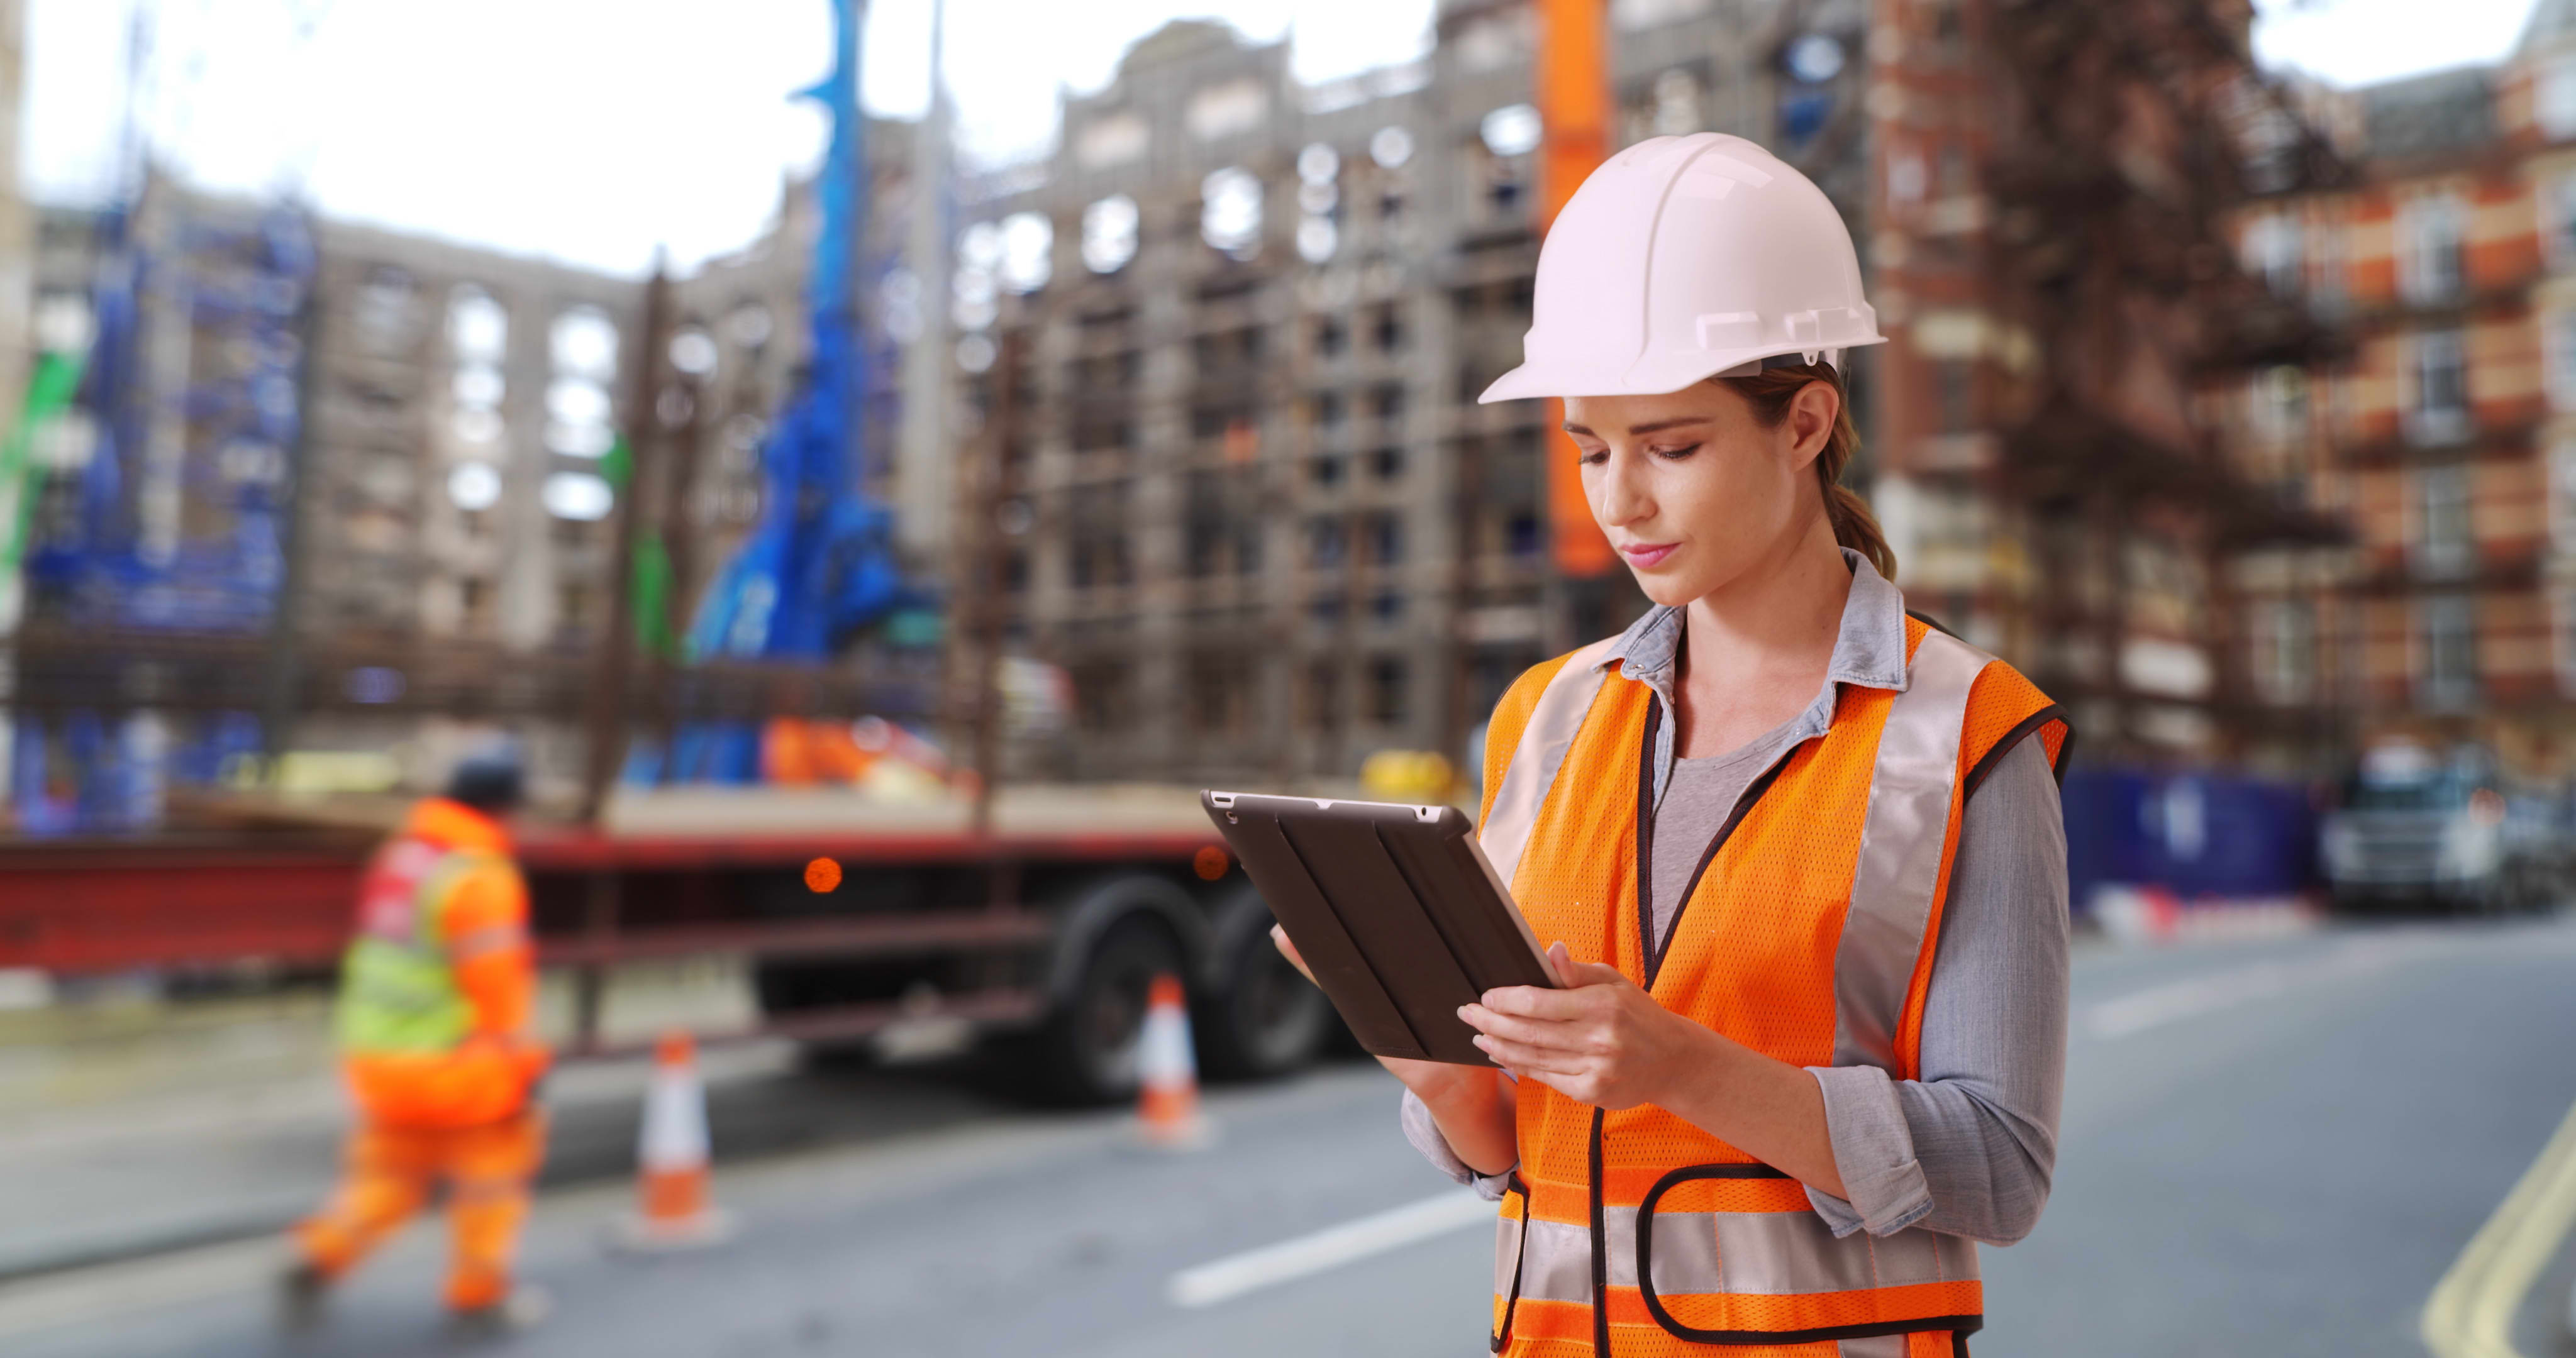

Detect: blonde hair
[1713, 362, 1896, 582]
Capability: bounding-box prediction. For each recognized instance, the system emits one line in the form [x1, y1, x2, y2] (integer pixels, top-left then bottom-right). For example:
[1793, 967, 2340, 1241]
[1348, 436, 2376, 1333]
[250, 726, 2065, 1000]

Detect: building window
[1372, 305, 1406, 353]
[2551, 312, 2576, 411]
[2552, 442, 2576, 553]
[2242, 213, 2302, 295]
[2557, 589, 2576, 696]
[1368, 656, 1408, 724]
[2251, 365, 2309, 443]
[2407, 329, 2469, 444]
[1185, 651, 1252, 736]
[1935, 362, 1974, 434]
[2414, 463, 2473, 578]
[1309, 517, 1348, 567]
[2419, 593, 2477, 709]
[2253, 596, 2316, 705]
[557, 583, 596, 638]
[1304, 660, 1341, 731]
[1314, 317, 1348, 358]
[1371, 447, 1406, 480]
[2549, 176, 2576, 267]
[1366, 511, 1406, 565]
[1072, 661, 1132, 734]
[2542, 57, 2576, 140]
[2398, 194, 2467, 304]
[1311, 455, 1345, 487]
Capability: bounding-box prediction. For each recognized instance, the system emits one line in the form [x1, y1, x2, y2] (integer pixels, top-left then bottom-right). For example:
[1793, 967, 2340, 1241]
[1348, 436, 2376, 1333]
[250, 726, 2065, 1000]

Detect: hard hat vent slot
[1695, 312, 1762, 350]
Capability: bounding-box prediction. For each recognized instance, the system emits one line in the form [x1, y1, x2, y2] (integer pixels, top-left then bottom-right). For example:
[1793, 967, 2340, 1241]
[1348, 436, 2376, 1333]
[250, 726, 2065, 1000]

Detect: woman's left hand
[1460, 942, 1710, 1110]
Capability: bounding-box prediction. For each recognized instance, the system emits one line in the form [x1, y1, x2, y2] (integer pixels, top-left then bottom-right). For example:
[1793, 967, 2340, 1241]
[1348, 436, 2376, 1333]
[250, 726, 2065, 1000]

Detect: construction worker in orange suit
[281, 741, 552, 1336]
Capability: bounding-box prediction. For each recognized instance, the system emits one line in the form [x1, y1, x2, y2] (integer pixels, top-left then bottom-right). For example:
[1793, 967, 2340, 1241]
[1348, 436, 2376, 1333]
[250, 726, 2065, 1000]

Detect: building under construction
[6, 0, 2410, 809]
[954, 3, 1874, 786]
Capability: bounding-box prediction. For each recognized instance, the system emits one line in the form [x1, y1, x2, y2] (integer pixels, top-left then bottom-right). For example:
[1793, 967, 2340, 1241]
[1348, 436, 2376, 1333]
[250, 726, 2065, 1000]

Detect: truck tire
[1023, 914, 1183, 1106]
[1194, 888, 1333, 1081]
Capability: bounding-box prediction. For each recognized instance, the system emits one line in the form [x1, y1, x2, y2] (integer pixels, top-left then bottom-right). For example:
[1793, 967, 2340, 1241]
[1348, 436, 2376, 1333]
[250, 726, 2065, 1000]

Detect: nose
[1592, 446, 1652, 532]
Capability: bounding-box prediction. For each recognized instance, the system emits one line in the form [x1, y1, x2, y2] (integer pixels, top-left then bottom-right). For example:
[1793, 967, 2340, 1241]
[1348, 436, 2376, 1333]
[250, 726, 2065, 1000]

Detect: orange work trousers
[294, 1106, 546, 1310]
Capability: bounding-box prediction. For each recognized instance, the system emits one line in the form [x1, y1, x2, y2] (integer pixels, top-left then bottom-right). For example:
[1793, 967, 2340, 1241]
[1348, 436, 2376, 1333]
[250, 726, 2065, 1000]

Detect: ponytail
[1714, 362, 1897, 583]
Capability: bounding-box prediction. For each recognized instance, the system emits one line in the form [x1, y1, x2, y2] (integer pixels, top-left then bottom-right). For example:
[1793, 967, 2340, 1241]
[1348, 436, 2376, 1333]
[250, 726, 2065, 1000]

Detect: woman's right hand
[1271, 925, 1517, 1173]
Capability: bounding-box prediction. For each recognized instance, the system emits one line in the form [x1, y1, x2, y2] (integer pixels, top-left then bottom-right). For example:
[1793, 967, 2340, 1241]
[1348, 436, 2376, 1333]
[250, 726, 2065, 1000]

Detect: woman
[1278, 133, 2070, 1357]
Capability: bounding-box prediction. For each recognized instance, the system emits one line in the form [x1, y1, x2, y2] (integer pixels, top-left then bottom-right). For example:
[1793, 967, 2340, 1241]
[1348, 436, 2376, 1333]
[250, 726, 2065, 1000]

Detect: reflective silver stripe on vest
[1832, 628, 1992, 1071]
[1478, 636, 1621, 892]
[1501, 1212, 1977, 1304]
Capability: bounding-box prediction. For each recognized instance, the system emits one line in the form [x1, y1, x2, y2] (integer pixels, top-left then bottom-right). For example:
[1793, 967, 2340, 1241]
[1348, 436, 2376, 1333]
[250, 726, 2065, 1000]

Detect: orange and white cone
[1135, 974, 1211, 1150]
[616, 1030, 732, 1249]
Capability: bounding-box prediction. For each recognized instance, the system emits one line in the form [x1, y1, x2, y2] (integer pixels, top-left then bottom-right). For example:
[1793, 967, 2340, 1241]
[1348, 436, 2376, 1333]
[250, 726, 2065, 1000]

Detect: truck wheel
[1195, 896, 1333, 1081]
[1026, 915, 1182, 1106]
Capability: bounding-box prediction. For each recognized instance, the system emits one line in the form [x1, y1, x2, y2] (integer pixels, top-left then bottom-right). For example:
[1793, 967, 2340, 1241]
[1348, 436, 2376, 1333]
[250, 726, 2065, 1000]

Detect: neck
[1679, 510, 1850, 693]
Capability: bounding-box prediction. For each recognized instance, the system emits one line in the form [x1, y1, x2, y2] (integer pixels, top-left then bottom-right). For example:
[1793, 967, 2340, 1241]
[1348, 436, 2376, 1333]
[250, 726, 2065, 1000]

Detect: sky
[15, 0, 2555, 279]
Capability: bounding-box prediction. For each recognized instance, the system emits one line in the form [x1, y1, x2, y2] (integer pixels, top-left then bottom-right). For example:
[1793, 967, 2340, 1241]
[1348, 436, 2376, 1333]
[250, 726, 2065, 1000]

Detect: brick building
[1866, 0, 2343, 768]
[2223, 0, 2576, 776]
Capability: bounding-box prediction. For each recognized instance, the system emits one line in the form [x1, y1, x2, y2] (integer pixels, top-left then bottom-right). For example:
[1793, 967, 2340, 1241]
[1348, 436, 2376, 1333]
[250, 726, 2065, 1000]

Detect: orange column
[1535, 0, 1618, 580]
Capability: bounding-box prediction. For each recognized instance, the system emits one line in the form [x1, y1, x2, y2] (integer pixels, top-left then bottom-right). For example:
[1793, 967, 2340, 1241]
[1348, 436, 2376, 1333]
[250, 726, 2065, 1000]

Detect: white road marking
[2082, 934, 2433, 1040]
[2421, 1094, 2576, 1358]
[1167, 1189, 1491, 1308]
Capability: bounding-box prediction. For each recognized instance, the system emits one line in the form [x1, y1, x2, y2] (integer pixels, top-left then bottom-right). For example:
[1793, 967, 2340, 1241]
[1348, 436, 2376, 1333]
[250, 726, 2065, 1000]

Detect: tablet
[1201, 790, 1557, 1066]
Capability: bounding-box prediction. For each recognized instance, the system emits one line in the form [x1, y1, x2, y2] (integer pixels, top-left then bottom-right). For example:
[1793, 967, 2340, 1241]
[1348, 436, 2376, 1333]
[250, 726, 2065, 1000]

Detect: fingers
[1557, 958, 1629, 988]
[1457, 1002, 1592, 1054]
[1479, 983, 1604, 1021]
[1470, 1031, 1589, 1076]
[1270, 925, 1316, 985]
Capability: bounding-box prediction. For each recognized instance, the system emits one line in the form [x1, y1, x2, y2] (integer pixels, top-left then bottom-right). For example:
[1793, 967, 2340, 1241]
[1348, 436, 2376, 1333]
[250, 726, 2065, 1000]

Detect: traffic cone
[1135, 974, 1212, 1150]
[616, 1030, 732, 1249]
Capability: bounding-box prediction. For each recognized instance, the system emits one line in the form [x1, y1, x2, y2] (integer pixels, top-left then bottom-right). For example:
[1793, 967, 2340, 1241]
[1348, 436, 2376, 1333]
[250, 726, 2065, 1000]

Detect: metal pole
[965, 329, 1021, 837]
[260, 217, 321, 763]
[578, 260, 672, 824]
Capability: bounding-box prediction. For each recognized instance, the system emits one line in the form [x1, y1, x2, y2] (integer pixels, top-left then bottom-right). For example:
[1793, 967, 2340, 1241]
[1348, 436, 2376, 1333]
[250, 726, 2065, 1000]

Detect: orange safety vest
[1478, 617, 2068, 1356]
[339, 799, 547, 1129]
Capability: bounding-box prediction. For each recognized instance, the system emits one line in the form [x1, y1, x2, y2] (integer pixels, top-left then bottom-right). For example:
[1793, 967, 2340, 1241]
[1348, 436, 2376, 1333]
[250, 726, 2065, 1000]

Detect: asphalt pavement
[5, 914, 2575, 1357]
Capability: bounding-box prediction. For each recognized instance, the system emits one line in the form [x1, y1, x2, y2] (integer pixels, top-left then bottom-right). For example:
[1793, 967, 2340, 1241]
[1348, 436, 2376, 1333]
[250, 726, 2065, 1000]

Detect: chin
[1628, 567, 1706, 610]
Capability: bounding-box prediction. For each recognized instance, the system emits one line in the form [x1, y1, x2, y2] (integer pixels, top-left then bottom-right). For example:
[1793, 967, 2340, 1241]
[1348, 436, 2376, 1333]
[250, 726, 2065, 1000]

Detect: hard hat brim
[1474, 335, 1887, 404]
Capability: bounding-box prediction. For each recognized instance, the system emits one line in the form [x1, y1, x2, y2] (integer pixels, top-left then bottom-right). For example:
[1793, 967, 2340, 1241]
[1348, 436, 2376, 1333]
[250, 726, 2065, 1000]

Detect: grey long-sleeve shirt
[1401, 551, 2070, 1245]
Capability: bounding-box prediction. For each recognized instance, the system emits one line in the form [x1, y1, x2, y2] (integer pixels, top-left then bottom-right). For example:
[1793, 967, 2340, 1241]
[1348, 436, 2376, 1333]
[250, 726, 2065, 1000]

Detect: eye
[1576, 445, 1610, 466]
[1649, 442, 1703, 461]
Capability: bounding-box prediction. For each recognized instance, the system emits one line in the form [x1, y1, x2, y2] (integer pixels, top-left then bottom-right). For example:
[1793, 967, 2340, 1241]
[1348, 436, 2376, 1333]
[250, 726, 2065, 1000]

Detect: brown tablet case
[1201, 790, 1556, 1066]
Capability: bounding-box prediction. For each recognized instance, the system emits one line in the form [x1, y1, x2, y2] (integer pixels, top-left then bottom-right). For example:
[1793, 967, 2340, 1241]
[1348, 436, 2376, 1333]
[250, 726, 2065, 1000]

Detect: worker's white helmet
[1479, 133, 1884, 403]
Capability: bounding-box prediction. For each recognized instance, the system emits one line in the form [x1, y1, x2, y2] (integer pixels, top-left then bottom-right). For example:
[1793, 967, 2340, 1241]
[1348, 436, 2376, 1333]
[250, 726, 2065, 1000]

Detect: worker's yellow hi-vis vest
[336, 837, 491, 1056]
[1479, 618, 2069, 1356]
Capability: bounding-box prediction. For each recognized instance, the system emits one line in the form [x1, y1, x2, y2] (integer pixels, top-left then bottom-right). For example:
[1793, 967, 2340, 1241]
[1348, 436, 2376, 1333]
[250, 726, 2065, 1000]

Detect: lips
[1618, 542, 1679, 568]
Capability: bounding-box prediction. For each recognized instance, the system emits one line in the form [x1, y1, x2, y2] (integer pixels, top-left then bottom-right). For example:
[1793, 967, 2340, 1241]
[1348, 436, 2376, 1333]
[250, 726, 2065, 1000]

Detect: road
[4, 914, 2575, 1357]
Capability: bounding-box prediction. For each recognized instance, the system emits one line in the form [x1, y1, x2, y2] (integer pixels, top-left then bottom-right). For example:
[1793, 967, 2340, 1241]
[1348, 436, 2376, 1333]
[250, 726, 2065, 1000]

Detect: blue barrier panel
[2061, 768, 2320, 911]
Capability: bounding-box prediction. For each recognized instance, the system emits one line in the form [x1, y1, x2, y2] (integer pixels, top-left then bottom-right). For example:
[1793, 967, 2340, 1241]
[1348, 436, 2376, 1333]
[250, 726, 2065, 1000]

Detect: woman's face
[1562, 380, 1837, 609]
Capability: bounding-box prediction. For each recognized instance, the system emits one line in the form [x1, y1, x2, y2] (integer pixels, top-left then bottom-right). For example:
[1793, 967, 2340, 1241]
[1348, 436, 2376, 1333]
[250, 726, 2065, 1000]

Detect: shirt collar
[1594, 548, 1911, 697]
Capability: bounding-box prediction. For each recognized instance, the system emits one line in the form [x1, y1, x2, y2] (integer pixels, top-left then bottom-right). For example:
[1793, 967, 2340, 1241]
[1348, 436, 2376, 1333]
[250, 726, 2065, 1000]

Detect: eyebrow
[1560, 417, 1713, 437]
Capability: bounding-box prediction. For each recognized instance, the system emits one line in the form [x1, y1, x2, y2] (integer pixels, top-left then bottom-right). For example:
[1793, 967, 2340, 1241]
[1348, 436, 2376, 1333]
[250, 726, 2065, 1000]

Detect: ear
[1783, 380, 1839, 472]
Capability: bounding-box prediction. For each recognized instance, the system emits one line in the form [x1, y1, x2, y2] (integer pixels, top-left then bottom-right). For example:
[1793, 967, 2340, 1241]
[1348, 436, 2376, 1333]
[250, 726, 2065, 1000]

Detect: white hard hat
[1479, 133, 1884, 403]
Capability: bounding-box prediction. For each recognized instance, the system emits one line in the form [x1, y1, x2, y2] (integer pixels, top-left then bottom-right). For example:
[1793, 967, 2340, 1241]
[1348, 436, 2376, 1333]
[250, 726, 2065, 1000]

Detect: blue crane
[665, 0, 923, 783]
